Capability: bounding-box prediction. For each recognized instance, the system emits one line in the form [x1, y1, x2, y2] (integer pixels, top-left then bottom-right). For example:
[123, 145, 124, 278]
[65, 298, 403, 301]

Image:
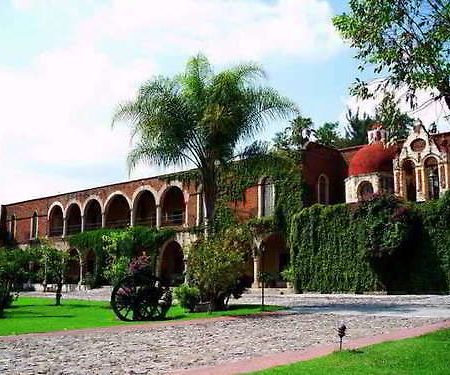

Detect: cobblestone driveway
[1, 290, 448, 374]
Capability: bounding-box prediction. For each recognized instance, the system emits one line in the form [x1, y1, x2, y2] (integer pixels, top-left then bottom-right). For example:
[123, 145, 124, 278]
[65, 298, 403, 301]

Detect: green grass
[1, 297, 281, 336]
[250, 328, 450, 375]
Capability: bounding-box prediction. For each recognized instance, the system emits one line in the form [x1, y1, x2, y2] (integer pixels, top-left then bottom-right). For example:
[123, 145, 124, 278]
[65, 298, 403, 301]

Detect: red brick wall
[3, 175, 201, 244]
[5, 140, 374, 245]
[229, 185, 259, 222]
[302, 142, 347, 205]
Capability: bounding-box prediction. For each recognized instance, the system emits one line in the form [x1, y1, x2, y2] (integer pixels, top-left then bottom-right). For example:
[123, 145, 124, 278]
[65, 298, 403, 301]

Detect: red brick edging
[171, 319, 450, 375]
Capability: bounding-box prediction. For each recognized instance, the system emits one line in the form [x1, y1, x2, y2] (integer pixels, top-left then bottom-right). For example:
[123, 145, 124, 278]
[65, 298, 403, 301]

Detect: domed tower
[345, 124, 397, 202]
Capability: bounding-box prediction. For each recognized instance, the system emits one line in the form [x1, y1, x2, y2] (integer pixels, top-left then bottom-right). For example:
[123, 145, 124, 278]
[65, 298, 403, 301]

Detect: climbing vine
[215, 151, 308, 235]
[290, 193, 450, 294]
[69, 227, 175, 283]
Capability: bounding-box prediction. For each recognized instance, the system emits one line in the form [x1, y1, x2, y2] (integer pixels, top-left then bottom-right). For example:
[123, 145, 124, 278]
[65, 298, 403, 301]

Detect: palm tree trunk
[202, 167, 218, 238]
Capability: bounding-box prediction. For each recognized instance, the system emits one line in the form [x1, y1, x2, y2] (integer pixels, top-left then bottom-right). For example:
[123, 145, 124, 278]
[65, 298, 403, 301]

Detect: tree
[0, 248, 31, 317]
[334, 0, 450, 111]
[315, 122, 343, 147]
[341, 109, 375, 147]
[187, 225, 253, 310]
[113, 54, 297, 233]
[273, 116, 314, 151]
[375, 92, 414, 142]
[37, 246, 69, 306]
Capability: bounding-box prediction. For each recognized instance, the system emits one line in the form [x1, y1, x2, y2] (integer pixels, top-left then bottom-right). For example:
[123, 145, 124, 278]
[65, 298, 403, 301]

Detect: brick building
[1, 120, 449, 287]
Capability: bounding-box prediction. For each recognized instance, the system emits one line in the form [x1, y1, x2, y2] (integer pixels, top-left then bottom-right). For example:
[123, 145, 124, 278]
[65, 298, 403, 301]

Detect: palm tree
[112, 54, 298, 233]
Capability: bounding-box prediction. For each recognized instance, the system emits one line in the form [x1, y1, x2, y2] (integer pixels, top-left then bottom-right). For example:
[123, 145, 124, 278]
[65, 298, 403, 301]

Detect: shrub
[0, 247, 33, 316]
[187, 225, 252, 310]
[173, 284, 200, 312]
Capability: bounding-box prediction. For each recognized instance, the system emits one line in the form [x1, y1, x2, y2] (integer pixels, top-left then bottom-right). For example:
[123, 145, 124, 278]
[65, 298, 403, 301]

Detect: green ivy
[216, 152, 308, 235]
[290, 194, 450, 294]
[68, 227, 175, 283]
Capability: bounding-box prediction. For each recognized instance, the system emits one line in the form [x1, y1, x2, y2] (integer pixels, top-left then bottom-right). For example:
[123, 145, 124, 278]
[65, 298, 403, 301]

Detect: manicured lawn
[250, 328, 450, 375]
[0, 297, 281, 336]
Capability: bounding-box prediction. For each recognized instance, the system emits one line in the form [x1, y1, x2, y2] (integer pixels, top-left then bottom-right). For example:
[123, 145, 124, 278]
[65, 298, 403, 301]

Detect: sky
[1, 0, 449, 204]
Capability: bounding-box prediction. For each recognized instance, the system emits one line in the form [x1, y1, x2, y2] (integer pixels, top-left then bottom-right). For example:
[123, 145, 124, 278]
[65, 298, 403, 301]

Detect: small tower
[367, 123, 389, 145]
[345, 123, 396, 203]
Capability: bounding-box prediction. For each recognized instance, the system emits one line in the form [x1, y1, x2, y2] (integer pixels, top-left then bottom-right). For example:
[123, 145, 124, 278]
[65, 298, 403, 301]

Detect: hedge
[290, 193, 450, 294]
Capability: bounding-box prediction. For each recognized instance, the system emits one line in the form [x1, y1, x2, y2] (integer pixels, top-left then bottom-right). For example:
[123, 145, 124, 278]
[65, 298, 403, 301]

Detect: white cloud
[340, 88, 450, 134]
[77, 0, 342, 62]
[1, 0, 341, 203]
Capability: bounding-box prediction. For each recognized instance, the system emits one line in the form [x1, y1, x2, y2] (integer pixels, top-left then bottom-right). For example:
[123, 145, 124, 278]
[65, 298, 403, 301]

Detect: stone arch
[82, 195, 104, 214]
[48, 203, 64, 237]
[160, 185, 185, 226]
[132, 188, 157, 227]
[357, 181, 374, 202]
[104, 192, 131, 228]
[159, 240, 185, 286]
[317, 174, 329, 204]
[424, 156, 440, 200]
[258, 233, 289, 288]
[67, 248, 82, 284]
[402, 159, 417, 201]
[83, 198, 103, 231]
[66, 202, 82, 235]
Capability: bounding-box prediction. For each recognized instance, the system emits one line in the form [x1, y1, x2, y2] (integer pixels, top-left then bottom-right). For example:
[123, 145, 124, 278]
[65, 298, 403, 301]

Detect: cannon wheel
[111, 274, 169, 322]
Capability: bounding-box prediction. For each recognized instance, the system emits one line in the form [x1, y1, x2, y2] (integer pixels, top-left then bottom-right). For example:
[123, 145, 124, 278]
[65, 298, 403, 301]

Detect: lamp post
[260, 243, 266, 311]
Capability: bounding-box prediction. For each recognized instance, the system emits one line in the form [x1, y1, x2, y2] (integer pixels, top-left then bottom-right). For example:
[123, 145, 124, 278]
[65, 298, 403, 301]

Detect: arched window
[49, 205, 64, 237]
[31, 211, 38, 239]
[104, 194, 130, 228]
[425, 157, 439, 200]
[357, 181, 374, 201]
[317, 174, 329, 204]
[10, 215, 16, 240]
[402, 159, 416, 201]
[66, 204, 82, 235]
[84, 199, 102, 231]
[161, 186, 185, 226]
[261, 177, 275, 217]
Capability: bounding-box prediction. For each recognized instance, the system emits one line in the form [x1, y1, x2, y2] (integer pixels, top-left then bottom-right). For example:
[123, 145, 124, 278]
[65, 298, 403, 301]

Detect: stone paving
[1, 289, 448, 374]
[0, 312, 440, 375]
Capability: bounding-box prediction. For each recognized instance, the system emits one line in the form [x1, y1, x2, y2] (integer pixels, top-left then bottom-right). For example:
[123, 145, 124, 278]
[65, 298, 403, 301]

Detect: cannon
[111, 272, 172, 321]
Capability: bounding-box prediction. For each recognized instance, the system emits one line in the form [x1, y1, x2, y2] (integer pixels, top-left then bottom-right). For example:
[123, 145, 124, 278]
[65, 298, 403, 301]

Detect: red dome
[348, 143, 396, 176]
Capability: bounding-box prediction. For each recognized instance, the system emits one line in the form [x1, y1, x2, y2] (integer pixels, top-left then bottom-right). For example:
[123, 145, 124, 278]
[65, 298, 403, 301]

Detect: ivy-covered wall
[214, 152, 308, 235]
[290, 194, 450, 294]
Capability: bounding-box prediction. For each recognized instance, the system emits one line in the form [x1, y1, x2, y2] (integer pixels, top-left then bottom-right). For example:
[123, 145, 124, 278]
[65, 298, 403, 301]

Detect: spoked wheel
[111, 275, 140, 321]
[111, 274, 171, 321]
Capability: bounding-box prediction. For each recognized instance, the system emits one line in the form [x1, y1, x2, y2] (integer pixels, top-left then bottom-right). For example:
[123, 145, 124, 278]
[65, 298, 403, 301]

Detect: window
[357, 181, 374, 201]
[425, 157, 439, 200]
[9, 215, 16, 240]
[317, 174, 329, 204]
[261, 178, 275, 217]
[31, 211, 38, 239]
[197, 191, 204, 225]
